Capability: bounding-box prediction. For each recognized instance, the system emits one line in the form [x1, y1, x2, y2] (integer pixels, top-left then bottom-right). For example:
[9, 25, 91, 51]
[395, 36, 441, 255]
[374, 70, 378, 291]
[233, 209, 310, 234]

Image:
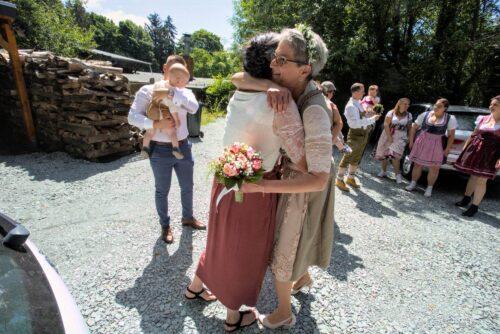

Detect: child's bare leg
[142, 129, 155, 157]
[166, 116, 184, 159]
[166, 127, 180, 148]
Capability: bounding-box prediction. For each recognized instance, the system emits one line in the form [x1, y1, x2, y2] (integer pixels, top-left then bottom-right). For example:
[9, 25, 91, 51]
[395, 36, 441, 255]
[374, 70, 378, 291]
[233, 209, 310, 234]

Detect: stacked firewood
[0, 50, 26, 152]
[0, 50, 140, 159]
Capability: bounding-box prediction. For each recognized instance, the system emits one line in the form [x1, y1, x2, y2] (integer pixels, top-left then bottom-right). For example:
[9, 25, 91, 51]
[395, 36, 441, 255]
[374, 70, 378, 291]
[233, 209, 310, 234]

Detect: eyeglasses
[272, 52, 308, 66]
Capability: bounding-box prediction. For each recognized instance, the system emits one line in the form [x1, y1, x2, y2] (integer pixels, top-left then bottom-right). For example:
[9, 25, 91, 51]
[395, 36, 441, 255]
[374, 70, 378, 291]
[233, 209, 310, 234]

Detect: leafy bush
[205, 75, 235, 112]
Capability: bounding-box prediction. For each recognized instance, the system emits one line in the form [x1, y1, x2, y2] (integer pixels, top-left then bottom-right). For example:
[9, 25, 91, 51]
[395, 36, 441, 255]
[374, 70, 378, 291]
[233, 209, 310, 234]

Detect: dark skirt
[196, 171, 278, 310]
[454, 130, 500, 179]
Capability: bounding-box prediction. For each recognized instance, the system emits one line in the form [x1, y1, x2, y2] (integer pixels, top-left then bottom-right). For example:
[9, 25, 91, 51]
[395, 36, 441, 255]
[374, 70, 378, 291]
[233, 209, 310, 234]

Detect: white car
[401, 103, 498, 179]
[0, 212, 88, 333]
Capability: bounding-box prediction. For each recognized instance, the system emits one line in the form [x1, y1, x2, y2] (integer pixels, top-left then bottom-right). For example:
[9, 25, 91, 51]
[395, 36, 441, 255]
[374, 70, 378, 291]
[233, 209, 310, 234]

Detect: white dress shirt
[128, 81, 199, 142]
[344, 97, 375, 129]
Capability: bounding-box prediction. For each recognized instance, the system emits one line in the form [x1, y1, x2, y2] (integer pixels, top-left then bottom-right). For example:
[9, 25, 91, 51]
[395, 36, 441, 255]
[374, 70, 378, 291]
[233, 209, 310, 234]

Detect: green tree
[179, 29, 224, 53]
[86, 12, 120, 53]
[146, 13, 176, 71]
[11, 0, 95, 56]
[232, 0, 499, 107]
[191, 48, 241, 78]
[117, 20, 154, 63]
[66, 0, 88, 28]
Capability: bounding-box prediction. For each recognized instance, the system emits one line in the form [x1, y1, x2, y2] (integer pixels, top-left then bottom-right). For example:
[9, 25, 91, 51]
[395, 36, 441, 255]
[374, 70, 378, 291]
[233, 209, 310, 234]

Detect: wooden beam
[0, 15, 14, 23]
[0, 33, 8, 50]
[2, 22, 37, 146]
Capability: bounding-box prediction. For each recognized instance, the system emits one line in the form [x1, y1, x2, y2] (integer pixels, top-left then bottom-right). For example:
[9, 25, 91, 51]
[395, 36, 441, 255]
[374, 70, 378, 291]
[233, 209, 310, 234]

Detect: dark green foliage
[232, 0, 499, 108]
[146, 13, 177, 71]
[205, 75, 236, 112]
[11, 0, 95, 56]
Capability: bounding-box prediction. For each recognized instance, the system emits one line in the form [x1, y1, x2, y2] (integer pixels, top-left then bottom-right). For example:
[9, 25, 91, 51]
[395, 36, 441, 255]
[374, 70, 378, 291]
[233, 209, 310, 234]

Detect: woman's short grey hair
[321, 81, 336, 95]
[280, 27, 328, 78]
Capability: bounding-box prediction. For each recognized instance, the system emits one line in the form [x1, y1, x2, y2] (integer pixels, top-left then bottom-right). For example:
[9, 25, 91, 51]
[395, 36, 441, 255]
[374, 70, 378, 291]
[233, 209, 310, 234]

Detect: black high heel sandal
[184, 286, 216, 302]
[224, 310, 257, 333]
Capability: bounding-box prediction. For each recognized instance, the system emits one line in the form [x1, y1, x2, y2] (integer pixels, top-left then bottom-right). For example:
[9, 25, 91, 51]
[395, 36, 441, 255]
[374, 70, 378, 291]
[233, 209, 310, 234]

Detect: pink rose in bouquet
[210, 142, 265, 203]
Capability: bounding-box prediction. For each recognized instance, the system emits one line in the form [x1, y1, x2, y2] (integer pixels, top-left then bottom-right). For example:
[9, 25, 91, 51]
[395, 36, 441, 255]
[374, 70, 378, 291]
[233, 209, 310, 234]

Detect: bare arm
[231, 71, 291, 113]
[462, 131, 475, 150]
[231, 72, 273, 91]
[443, 129, 455, 156]
[244, 105, 332, 194]
[330, 103, 343, 141]
[383, 115, 392, 141]
[253, 171, 329, 193]
[408, 123, 419, 149]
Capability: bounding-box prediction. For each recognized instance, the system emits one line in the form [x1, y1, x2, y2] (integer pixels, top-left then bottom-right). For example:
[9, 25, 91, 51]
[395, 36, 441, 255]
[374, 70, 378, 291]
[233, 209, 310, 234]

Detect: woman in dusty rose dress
[406, 98, 457, 197]
[234, 25, 334, 329]
[374, 98, 412, 183]
[185, 33, 307, 332]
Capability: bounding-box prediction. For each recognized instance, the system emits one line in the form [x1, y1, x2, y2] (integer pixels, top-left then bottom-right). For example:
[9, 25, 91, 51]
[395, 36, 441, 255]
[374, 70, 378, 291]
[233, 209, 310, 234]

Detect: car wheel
[401, 153, 413, 180]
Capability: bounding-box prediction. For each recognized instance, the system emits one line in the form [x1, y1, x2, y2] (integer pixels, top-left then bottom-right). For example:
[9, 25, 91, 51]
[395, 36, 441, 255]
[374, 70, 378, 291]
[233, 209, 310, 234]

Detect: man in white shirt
[336, 83, 380, 191]
[128, 55, 205, 244]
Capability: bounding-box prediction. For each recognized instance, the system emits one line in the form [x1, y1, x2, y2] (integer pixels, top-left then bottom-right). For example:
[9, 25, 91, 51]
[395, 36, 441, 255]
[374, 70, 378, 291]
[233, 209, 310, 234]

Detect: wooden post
[0, 16, 36, 147]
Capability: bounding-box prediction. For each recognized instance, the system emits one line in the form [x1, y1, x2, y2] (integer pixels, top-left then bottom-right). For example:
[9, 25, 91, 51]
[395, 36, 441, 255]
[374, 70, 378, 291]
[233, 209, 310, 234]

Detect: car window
[408, 105, 427, 120]
[448, 112, 483, 131]
[0, 241, 65, 334]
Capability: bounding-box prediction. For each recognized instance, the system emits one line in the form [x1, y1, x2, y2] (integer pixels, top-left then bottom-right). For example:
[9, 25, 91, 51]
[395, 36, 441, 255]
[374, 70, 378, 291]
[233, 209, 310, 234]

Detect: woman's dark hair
[243, 32, 279, 80]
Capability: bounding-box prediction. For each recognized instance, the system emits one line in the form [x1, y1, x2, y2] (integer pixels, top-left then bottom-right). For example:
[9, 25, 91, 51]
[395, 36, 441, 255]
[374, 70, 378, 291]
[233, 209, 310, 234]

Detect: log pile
[0, 50, 140, 159]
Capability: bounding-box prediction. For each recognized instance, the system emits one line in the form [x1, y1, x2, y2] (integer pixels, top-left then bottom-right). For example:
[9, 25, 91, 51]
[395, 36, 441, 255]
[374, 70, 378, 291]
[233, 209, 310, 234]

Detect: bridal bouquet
[210, 142, 265, 203]
[373, 103, 384, 114]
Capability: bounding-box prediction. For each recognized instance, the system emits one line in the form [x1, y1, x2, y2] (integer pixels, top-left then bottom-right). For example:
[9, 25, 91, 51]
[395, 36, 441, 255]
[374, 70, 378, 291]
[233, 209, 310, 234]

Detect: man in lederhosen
[336, 83, 380, 191]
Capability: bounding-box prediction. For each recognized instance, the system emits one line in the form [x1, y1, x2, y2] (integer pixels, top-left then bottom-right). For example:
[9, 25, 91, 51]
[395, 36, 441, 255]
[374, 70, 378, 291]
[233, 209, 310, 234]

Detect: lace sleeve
[302, 105, 333, 173]
[273, 101, 305, 164]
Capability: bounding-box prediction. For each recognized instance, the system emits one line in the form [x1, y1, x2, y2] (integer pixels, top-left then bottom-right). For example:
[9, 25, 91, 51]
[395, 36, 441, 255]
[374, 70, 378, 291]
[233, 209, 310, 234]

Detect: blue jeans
[149, 140, 194, 229]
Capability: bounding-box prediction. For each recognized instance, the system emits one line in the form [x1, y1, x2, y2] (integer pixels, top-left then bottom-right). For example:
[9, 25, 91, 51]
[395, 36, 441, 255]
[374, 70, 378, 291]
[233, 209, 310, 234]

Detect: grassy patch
[201, 108, 226, 126]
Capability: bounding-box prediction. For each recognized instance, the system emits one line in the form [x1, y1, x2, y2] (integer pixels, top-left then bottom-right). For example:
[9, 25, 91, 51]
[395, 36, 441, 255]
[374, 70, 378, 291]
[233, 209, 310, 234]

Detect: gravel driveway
[0, 118, 498, 334]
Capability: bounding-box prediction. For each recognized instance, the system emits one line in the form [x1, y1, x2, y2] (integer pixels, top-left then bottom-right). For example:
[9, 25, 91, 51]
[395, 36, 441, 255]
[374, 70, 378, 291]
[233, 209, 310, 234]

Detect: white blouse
[223, 91, 305, 171]
[386, 110, 412, 126]
[476, 115, 500, 130]
[415, 111, 457, 133]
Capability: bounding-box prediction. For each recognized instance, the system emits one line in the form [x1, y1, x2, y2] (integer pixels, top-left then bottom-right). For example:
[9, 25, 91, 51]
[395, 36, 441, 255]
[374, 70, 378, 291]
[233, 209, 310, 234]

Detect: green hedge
[204, 75, 235, 112]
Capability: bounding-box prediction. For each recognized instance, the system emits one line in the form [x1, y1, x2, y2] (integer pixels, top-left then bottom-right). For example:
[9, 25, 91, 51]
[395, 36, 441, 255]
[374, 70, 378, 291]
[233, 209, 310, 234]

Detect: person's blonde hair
[169, 63, 190, 76]
[436, 97, 450, 110]
[393, 97, 410, 116]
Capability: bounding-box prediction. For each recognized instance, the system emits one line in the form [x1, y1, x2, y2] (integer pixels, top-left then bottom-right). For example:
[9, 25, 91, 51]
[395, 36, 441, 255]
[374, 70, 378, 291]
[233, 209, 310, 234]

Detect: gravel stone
[1, 118, 499, 333]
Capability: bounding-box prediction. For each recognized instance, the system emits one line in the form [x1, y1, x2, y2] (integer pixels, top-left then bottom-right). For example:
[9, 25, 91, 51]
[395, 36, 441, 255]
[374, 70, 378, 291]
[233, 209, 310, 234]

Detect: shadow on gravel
[344, 185, 398, 218]
[256, 272, 319, 333]
[294, 292, 319, 332]
[0, 152, 141, 182]
[115, 228, 220, 333]
[358, 168, 499, 226]
[328, 222, 364, 281]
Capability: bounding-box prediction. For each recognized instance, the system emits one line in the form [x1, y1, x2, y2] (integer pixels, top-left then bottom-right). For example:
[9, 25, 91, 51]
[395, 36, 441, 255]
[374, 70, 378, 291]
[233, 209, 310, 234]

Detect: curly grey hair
[280, 27, 328, 78]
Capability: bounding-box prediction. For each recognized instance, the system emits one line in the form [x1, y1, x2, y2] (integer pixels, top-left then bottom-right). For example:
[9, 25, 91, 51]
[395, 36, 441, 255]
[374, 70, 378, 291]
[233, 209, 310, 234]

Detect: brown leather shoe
[161, 226, 174, 244]
[181, 217, 206, 230]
